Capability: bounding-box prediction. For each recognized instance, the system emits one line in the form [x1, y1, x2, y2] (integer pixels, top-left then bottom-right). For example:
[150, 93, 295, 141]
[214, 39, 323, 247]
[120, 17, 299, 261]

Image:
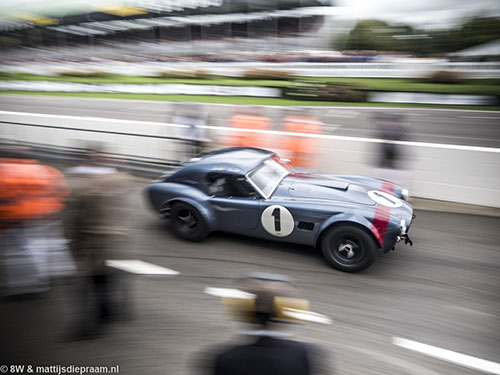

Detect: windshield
[247, 157, 291, 198]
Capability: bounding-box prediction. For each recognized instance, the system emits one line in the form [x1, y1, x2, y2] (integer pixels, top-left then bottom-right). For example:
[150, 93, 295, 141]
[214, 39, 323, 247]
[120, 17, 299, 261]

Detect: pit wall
[1, 110, 499, 208]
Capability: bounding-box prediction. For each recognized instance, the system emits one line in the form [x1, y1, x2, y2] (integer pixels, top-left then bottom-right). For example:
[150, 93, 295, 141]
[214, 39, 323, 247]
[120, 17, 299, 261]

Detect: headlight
[401, 188, 409, 201]
[399, 219, 407, 235]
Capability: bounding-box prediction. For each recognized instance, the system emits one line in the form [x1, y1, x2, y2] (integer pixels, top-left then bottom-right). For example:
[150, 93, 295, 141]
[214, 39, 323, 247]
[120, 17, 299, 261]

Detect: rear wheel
[170, 202, 209, 241]
[321, 224, 377, 272]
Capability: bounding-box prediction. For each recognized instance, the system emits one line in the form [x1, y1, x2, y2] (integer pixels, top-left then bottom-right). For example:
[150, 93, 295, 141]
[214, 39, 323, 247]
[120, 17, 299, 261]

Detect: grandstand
[0, 0, 331, 49]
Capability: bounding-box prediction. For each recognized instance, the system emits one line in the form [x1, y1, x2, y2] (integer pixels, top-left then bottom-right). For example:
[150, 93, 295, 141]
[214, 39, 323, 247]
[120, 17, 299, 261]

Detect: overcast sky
[334, 0, 500, 28]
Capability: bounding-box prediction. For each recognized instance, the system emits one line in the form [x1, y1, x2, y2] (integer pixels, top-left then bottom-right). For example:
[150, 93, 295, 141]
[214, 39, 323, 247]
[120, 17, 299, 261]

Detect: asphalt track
[1, 94, 500, 148]
[1, 177, 499, 375]
[1, 96, 499, 374]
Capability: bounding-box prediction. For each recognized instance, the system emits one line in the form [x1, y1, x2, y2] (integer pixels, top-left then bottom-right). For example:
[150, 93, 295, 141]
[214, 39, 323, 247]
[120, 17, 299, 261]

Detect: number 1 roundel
[261, 205, 294, 237]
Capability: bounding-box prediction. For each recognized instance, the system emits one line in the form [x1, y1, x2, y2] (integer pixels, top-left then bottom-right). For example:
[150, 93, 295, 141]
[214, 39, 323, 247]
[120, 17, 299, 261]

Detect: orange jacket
[280, 115, 322, 168]
[225, 114, 272, 149]
[0, 158, 68, 224]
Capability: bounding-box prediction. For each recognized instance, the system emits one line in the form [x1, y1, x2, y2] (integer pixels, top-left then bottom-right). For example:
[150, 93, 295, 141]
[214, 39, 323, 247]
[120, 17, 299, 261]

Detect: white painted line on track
[203, 125, 500, 153]
[204, 287, 255, 299]
[392, 337, 500, 374]
[299, 335, 443, 375]
[462, 116, 500, 119]
[2, 110, 500, 153]
[2, 96, 500, 113]
[325, 110, 360, 118]
[0, 110, 188, 129]
[105, 259, 179, 275]
[445, 304, 498, 318]
[189, 103, 500, 114]
[282, 308, 332, 325]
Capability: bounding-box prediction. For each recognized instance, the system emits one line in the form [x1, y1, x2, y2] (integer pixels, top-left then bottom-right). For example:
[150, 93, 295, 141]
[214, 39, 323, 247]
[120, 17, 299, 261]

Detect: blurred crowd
[0, 146, 71, 295]
[0, 145, 133, 339]
[0, 39, 395, 67]
[176, 104, 325, 170]
[176, 104, 409, 184]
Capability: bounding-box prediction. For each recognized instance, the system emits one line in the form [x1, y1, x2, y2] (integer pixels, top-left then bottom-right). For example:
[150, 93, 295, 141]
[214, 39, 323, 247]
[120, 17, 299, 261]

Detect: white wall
[1, 110, 499, 207]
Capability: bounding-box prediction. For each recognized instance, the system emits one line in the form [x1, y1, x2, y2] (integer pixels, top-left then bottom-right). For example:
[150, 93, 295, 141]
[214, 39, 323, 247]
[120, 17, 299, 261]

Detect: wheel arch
[163, 197, 216, 232]
[315, 214, 381, 249]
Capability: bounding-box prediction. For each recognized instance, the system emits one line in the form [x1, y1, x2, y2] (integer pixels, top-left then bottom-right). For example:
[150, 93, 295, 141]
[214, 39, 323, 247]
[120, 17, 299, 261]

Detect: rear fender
[315, 212, 382, 248]
[165, 197, 216, 232]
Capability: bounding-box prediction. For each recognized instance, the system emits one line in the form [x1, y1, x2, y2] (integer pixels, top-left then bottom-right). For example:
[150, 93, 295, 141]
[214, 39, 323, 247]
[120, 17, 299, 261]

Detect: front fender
[166, 197, 216, 232]
[315, 212, 382, 248]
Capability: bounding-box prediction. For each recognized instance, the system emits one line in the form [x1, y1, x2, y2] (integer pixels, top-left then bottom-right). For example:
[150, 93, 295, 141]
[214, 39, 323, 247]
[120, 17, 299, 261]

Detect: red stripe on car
[371, 181, 395, 245]
[381, 180, 395, 194]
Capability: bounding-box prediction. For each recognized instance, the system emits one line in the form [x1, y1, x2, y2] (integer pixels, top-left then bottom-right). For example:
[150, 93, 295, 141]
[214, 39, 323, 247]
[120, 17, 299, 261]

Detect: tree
[335, 16, 500, 55]
[344, 19, 389, 50]
[457, 17, 500, 51]
[343, 19, 415, 51]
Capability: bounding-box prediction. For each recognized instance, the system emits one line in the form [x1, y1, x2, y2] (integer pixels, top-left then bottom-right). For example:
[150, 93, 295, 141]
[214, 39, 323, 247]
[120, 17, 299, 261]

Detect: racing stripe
[371, 181, 396, 245]
[381, 180, 395, 194]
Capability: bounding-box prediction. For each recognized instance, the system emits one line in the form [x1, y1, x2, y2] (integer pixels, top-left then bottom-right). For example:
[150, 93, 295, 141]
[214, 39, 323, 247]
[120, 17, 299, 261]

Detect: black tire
[320, 224, 377, 272]
[170, 202, 209, 241]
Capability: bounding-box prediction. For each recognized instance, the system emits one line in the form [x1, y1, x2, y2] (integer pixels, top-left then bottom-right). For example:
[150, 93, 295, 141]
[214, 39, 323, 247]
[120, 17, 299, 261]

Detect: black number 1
[272, 207, 281, 232]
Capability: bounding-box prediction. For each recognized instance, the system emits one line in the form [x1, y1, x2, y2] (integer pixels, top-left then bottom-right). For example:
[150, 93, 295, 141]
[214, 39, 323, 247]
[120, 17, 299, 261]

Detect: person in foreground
[202, 273, 332, 375]
[66, 146, 132, 339]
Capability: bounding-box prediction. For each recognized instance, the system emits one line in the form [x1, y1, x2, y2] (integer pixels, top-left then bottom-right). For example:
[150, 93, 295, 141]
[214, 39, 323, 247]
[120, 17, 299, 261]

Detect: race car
[146, 147, 413, 272]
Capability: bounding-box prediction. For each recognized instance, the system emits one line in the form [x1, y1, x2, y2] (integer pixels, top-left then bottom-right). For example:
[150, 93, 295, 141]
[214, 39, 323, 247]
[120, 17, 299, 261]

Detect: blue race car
[146, 147, 413, 272]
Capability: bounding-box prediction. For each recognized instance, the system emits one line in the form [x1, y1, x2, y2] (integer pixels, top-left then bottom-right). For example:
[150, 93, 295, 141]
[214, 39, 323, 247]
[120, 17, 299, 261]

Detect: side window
[207, 173, 228, 197]
[207, 173, 257, 198]
[230, 176, 257, 198]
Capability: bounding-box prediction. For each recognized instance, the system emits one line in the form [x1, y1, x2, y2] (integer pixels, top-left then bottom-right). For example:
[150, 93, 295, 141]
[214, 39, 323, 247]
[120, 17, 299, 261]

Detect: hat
[205, 273, 330, 325]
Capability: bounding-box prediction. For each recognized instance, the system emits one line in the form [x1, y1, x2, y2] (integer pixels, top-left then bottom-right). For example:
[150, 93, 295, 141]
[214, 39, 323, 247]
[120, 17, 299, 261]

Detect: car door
[206, 173, 260, 233]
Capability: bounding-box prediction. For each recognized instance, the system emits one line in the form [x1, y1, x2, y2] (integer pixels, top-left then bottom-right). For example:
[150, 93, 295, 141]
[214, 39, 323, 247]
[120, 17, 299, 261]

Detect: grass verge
[1, 73, 500, 95]
[2, 91, 500, 111]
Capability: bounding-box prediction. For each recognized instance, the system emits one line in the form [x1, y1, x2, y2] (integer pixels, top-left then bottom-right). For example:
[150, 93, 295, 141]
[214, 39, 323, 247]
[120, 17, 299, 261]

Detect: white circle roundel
[368, 190, 403, 208]
[261, 205, 294, 237]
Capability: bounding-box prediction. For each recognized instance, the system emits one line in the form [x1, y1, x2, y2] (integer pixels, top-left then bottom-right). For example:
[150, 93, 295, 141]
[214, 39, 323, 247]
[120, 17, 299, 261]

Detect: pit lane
[1, 177, 499, 375]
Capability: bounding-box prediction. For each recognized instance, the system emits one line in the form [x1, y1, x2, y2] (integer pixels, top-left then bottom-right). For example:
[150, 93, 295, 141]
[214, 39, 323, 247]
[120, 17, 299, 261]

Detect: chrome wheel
[338, 240, 358, 259]
[321, 225, 377, 273]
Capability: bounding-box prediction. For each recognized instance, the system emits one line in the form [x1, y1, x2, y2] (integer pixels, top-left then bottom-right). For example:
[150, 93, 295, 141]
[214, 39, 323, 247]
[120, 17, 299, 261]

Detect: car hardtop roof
[199, 147, 273, 160]
[187, 147, 275, 175]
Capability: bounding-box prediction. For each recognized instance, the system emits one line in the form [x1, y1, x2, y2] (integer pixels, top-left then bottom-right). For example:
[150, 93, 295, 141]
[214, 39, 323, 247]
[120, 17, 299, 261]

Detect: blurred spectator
[279, 110, 323, 169]
[199, 273, 331, 375]
[0, 146, 73, 296]
[372, 113, 411, 188]
[374, 113, 406, 168]
[172, 103, 211, 160]
[225, 107, 272, 149]
[65, 146, 133, 339]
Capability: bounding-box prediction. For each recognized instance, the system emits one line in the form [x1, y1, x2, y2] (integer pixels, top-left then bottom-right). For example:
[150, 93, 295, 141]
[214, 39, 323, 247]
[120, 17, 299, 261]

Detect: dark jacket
[211, 336, 330, 375]
[66, 167, 131, 275]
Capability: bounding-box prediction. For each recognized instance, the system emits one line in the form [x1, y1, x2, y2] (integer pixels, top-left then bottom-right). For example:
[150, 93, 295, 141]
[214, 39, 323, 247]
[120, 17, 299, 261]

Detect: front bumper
[397, 233, 413, 246]
[396, 213, 415, 247]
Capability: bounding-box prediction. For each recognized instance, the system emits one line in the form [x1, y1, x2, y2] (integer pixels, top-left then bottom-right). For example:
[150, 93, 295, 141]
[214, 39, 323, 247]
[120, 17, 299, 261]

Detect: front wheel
[170, 202, 209, 241]
[321, 225, 377, 272]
